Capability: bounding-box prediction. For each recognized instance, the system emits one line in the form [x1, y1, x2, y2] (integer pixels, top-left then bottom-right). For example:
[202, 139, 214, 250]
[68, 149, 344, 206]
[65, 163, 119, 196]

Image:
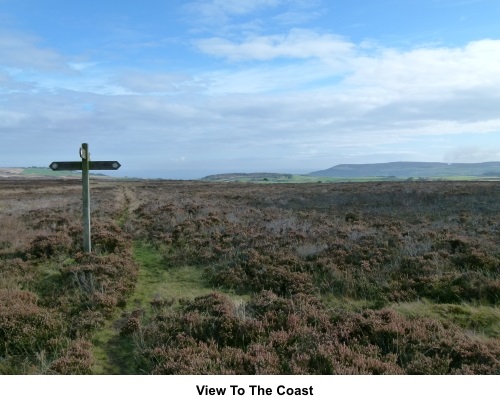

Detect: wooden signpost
[49, 143, 121, 252]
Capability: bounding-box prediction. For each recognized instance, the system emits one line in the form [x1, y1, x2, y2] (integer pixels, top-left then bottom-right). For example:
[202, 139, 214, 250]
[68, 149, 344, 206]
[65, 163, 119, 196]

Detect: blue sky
[1, 0, 500, 178]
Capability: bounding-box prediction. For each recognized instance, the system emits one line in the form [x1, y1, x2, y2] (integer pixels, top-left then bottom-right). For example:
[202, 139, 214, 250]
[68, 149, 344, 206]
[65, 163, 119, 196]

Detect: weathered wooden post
[81, 143, 91, 252]
[49, 143, 121, 253]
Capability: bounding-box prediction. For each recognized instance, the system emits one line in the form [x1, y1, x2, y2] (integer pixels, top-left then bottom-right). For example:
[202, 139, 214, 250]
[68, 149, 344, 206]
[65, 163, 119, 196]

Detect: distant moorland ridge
[201, 162, 500, 181]
[308, 161, 500, 178]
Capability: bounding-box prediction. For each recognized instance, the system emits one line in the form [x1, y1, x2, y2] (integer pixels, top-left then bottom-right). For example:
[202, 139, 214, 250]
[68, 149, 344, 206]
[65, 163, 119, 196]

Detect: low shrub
[50, 338, 95, 374]
[0, 289, 65, 357]
[136, 291, 500, 375]
[29, 233, 73, 259]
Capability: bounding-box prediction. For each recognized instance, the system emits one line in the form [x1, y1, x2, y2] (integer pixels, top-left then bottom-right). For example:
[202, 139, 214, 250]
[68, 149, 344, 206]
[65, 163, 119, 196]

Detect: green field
[22, 167, 80, 177]
[203, 173, 494, 183]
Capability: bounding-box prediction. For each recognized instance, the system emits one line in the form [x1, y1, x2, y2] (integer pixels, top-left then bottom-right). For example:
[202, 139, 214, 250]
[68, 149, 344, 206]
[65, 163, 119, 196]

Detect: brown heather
[0, 178, 499, 374]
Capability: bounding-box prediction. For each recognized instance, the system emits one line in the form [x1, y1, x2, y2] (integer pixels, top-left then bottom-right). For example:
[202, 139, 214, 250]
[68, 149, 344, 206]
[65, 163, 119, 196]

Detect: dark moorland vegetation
[0, 178, 499, 374]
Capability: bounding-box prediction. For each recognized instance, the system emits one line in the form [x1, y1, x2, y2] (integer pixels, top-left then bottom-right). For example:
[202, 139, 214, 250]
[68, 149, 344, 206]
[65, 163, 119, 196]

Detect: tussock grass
[392, 300, 500, 339]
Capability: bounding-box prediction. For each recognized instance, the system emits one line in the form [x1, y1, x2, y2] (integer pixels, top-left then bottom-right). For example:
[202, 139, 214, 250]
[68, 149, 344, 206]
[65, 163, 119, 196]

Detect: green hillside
[309, 161, 500, 178]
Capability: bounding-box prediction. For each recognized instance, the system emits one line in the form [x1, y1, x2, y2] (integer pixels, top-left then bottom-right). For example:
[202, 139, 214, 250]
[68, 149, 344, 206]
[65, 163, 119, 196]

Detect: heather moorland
[0, 178, 498, 374]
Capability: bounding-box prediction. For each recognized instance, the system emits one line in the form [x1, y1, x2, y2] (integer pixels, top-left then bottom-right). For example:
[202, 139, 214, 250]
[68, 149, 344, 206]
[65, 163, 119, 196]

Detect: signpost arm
[81, 143, 91, 253]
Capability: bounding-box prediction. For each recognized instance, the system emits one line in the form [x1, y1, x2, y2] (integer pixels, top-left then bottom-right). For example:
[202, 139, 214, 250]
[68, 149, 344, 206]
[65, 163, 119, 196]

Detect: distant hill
[201, 172, 293, 182]
[308, 162, 500, 178]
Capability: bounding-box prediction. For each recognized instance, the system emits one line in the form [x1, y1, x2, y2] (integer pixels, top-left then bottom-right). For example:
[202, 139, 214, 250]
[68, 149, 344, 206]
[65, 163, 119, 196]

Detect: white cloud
[0, 30, 72, 72]
[206, 0, 284, 16]
[196, 31, 500, 99]
[186, 0, 285, 22]
[273, 9, 324, 25]
[196, 29, 354, 61]
[193, 34, 500, 137]
[194, 33, 500, 138]
[347, 39, 500, 95]
[184, 0, 321, 35]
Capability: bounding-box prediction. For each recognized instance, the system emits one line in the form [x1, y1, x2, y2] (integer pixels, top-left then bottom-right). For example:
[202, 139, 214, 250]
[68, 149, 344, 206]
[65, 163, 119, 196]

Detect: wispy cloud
[0, 30, 72, 72]
[273, 9, 324, 25]
[185, 0, 285, 22]
[184, 0, 321, 34]
[196, 29, 354, 61]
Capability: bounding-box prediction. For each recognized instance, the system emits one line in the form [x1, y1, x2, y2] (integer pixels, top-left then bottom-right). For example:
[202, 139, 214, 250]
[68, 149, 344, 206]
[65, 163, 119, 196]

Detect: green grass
[218, 174, 398, 183]
[203, 173, 499, 183]
[322, 295, 500, 340]
[132, 242, 211, 303]
[392, 300, 500, 339]
[92, 240, 250, 374]
[321, 294, 381, 311]
[22, 168, 80, 177]
[131, 241, 250, 304]
[92, 324, 128, 374]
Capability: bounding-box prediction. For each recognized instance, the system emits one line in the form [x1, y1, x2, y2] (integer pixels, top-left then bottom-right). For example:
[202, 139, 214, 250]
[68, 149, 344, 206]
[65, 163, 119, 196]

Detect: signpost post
[81, 143, 91, 252]
[49, 143, 121, 253]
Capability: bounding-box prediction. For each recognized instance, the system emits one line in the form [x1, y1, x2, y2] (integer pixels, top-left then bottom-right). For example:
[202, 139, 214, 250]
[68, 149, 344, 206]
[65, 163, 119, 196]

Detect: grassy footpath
[92, 241, 248, 374]
[130, 242, 217, 301]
